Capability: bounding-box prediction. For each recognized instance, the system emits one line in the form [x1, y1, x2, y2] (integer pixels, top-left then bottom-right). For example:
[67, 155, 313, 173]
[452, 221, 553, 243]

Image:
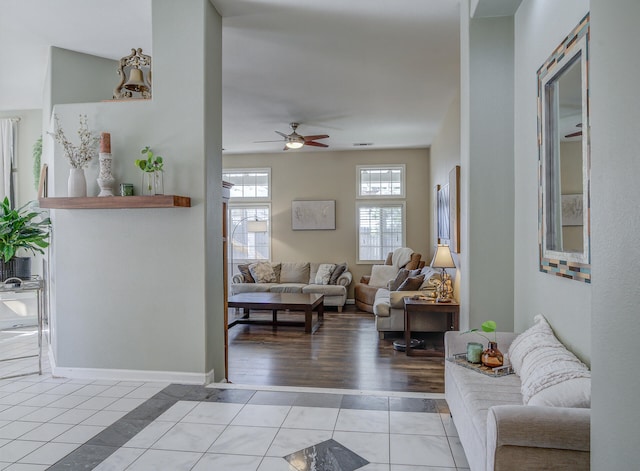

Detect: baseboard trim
[346, 298, 355, 304]
[48, 348, 214, 384]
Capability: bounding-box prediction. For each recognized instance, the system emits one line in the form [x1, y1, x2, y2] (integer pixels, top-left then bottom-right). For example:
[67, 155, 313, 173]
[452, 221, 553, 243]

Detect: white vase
[68, 168, 87, 197]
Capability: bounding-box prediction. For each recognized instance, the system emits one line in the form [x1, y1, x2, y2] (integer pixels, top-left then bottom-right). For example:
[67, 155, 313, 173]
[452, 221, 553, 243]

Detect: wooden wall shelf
[38, 195, 191, 209]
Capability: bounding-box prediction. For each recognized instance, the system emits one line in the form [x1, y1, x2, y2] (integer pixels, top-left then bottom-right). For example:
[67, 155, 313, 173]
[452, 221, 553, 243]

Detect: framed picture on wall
[437, 184, 450, 242]
[292, 200, 336, 230]
[449, 165, 460, 253]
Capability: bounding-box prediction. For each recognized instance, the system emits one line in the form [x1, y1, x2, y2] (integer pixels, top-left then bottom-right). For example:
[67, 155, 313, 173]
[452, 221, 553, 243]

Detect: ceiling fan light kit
[272, 122, 330, 150]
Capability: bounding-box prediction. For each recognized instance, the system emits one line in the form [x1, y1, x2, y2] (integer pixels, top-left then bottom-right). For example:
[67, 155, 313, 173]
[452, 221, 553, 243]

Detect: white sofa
[231, 261, 352, 311]
[444, 318, 591, 471]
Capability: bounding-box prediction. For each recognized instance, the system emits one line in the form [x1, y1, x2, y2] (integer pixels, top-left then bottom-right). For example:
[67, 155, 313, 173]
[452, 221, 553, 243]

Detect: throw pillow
[329, 263, 348, 285]
[389, 269, 409, 291]
[397, 274, 425, 291]
[280, 262, 310, 283]
[404, 253, 422, 270]
[271, 263, 281, 283]
[508, 314, 556, 375]
[248, 261, 277, 283]
[509, 315, 591, 407]
[237, 264, 255, 283]
[315, 263, 336, 285]
[368, 265, 399, 288]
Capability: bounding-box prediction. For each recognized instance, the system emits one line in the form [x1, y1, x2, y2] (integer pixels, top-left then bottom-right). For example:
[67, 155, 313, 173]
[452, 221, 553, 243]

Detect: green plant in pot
[0, 197, 51, 281]
[135, 146, 164, 195]
[463, 320, 503, 368]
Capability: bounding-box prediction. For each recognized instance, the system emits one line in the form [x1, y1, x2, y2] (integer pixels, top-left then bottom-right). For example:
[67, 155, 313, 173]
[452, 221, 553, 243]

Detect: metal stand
[0, 277, 45, 380]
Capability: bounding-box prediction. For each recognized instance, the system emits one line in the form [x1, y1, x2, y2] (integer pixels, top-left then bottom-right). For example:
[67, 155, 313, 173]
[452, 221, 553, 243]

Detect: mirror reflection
[547, 55, 583, 253]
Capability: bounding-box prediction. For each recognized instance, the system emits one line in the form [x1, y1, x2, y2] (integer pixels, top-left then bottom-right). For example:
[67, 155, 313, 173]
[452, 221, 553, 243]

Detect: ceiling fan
[257, 123, 329, 150]
[564, 123, 582, 138]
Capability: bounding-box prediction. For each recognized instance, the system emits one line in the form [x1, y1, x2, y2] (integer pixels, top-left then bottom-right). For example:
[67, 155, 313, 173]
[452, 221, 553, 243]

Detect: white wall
[48, 0, 223, 382]
[590, 0, 640, 467]
[513, 0, 590, 362]
[460, 1, 515, 332]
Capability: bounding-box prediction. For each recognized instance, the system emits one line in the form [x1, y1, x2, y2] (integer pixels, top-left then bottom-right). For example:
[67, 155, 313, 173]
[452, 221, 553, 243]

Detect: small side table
[0, 277, 45, 379]
[403, 298, 460, 357]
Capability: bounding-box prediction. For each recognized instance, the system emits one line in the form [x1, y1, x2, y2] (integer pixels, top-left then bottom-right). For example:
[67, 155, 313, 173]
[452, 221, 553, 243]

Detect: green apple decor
[0, 197, 50, 281]
[135, 146, 164, 195]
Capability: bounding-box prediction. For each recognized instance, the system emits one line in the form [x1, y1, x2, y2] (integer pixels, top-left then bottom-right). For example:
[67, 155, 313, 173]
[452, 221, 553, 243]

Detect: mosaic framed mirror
[538, 14, 591, 283]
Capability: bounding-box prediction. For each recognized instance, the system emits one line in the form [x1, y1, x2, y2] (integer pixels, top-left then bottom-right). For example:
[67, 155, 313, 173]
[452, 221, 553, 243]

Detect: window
[357, 202, 405, 263]
[356, 164, 406, 263]
[223, 168, 270, 199]
[229, 205, 270, 263]
[223, 169, 271, 283]
[357, 165, 405, 198]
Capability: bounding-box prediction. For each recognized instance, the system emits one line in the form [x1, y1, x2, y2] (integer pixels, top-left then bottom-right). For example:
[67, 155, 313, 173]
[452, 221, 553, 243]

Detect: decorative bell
[123, 68, 148, 93]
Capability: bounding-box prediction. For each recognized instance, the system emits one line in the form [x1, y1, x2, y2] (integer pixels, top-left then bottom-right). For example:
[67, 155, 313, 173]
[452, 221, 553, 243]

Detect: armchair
[354, 250, 424, 313]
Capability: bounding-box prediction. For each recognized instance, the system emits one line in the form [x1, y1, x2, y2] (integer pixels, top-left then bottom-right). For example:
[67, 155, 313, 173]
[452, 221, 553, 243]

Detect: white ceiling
[0, 0, 462, 154]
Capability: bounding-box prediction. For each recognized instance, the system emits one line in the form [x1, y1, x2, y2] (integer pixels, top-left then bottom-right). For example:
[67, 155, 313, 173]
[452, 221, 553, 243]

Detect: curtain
[0, 119, 16, 207]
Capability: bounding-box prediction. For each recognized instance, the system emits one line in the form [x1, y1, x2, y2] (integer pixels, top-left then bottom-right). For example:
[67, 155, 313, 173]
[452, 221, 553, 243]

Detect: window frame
[356, 164, 406, 199]
[228, 203, 272, 265]
[222, 167, 271, 201]
[355, 200, 406, 264]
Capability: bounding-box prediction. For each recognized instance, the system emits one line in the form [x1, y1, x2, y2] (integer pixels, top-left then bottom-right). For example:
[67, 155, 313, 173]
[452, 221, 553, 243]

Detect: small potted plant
[0, 198, 51, 281]
[135, 146, 164, 195]
[463, 320, 503, 368]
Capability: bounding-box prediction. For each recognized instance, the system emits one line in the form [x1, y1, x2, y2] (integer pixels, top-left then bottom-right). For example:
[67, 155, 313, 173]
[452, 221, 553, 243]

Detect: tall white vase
[68, 168, 87, 197]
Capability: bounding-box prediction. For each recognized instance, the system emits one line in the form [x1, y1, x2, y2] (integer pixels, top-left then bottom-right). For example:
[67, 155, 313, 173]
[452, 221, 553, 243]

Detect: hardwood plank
[228, 305, 445, 393]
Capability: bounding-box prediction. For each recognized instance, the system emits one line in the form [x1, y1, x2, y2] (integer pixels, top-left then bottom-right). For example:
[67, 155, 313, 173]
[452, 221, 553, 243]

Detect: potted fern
[0, 198, 51, 281]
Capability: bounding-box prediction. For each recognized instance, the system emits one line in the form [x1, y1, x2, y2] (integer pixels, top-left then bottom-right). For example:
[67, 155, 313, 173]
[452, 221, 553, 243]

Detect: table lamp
[431, 244, 456, 302]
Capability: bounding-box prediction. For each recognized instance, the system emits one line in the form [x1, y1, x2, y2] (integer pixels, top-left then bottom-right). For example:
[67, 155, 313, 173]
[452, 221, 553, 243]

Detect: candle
[100, 132, 111, 153]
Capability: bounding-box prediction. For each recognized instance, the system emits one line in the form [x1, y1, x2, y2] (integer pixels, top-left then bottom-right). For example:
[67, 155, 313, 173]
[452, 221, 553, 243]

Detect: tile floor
[0, 327, 470, 471]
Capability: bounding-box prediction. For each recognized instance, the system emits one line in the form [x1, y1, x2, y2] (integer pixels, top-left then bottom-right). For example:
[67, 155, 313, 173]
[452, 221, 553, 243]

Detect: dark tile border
[46, 384, 445, 470]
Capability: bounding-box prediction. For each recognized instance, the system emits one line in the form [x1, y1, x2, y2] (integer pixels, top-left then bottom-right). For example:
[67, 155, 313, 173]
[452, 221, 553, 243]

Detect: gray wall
[460, 1, 515, 332]
[590, 0, 640, 467]
[48, 0, 223, 382]
[513, 0, 590, 363]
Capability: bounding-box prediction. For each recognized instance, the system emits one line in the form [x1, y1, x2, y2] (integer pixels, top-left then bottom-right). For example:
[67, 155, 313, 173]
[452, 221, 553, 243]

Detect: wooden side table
[403, 298, 460, 357]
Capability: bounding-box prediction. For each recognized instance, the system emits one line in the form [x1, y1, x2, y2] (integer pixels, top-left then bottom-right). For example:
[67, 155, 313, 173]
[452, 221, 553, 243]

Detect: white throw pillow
[248, 261, 277, 283]
[511, 315, 591, 407]
[527, 378, 591, 408]
[315, 263, 336, 285]
[368, 265, 399, 288]
[508, 314, 556, 375]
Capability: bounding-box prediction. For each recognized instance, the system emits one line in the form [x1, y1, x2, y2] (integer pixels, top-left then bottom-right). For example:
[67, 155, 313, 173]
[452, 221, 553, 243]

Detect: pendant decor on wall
[113, 48, 152, 100]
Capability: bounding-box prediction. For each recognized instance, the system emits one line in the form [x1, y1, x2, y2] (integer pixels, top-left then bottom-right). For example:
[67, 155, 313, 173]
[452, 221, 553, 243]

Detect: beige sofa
[372, 266, 446, 337]
[444, 325, 590, 471]
[231, 261, 352, 311]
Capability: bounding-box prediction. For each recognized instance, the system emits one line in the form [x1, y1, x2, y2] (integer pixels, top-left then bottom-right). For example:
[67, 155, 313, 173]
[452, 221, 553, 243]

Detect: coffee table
[228, 292, 324, 333]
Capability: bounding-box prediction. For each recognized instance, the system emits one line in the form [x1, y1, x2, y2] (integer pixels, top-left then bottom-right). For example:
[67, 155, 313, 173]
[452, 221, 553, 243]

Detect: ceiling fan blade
[275, 131, 288, 139]
[283, 145, 289, 151]
[303, 134, 329, 141]
[305, 141, 329, 148]
[565, 131, 582, 138]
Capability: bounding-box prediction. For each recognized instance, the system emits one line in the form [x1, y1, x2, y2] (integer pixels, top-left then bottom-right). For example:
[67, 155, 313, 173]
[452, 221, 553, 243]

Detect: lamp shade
[246, 220, 268, 233]
[431, 244, 456, 269]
